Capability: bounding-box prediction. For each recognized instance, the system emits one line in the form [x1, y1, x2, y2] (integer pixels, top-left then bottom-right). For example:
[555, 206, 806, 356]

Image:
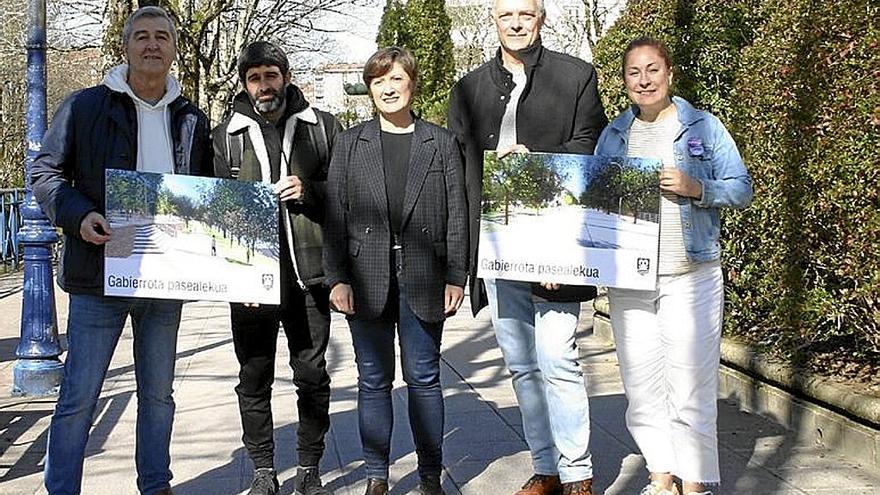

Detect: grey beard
[254, 94, 283, 114]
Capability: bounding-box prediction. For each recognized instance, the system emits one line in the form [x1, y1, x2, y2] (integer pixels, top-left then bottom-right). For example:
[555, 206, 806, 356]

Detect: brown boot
[562, 479, 593, 495]
[363, 478, 389, 495]
[514, 474, 562, 495]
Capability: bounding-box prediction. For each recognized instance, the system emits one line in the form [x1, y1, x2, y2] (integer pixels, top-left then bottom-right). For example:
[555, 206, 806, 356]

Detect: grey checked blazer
[323, 118, 468, 322]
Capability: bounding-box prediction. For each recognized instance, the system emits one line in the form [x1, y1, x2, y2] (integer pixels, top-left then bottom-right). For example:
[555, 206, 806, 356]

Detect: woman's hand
[329, 283, 355, 315]
[659, 168, 702, 199]
[539, 282, 560, 291]
[444, 284, 464, 315]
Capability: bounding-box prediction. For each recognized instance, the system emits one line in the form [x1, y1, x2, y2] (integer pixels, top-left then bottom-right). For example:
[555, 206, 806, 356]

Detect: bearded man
[212, 41, 342, 495]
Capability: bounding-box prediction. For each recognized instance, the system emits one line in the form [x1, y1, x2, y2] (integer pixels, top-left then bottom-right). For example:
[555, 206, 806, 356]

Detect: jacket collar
[492, 38, 545, 73]
[226, 100, 318, 134]
[356, 115, 432, 144]
[228, 84, 314, 129]
[226, 103, 317, 134]
[608, 96, 705, 135]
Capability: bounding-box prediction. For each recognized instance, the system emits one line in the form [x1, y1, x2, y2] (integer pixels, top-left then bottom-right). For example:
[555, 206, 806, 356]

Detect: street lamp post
[12, 0, 63, 397]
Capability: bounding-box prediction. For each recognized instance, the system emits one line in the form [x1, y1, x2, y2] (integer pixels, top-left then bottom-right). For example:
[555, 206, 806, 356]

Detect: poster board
[104, 170, 281, 304]
[477, 151, 662, 290]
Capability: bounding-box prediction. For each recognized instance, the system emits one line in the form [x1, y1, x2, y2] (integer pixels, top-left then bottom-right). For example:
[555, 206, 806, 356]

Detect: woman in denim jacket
[595, 37, 752, 495]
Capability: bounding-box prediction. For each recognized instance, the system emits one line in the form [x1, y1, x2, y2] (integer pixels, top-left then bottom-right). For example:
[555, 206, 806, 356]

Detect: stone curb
[719, 339, 880, 427]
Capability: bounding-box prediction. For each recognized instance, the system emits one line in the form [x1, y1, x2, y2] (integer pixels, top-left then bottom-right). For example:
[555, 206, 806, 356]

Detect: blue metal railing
[1, 188, 25, 269]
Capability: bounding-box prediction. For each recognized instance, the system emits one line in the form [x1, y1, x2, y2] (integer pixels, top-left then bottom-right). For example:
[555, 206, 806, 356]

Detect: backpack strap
[310, 111, 329, 168]
[226, 131, 244, 180]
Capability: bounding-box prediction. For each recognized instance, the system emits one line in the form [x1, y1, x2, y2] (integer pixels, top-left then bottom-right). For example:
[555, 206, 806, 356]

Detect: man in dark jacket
[212, 41, 342, 495]
[31, 7, 212, 495]
[447, 0, 607, 493]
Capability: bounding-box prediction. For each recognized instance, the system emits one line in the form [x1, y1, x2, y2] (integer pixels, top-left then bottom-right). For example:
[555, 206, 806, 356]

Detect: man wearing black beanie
[213, 40, 342, 495]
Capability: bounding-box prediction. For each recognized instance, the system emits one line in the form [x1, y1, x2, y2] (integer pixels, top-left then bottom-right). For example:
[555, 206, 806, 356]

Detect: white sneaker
[639, 482, 679, 495]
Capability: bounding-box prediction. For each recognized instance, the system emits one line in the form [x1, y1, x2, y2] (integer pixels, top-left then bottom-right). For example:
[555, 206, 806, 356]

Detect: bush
[592, 0, 760, 122]
[726, 0, 880, 364]
[404, 0, 455, 124]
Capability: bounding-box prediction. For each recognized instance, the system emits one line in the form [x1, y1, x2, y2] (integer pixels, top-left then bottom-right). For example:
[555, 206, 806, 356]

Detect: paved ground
[1, 271, 880, 494]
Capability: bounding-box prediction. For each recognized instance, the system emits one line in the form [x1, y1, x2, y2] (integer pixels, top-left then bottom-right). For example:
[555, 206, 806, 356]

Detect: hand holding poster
[104, 170, 281, 304]
[477, 151, 662, 290]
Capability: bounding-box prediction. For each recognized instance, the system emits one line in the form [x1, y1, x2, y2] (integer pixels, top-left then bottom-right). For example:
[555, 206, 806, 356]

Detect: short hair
[122, 6, 178, 48]
[622, 37, 673, 77]
[492, 0, 546, 18]
[237, 41, 290, 83]
[363, 46, 418, 88]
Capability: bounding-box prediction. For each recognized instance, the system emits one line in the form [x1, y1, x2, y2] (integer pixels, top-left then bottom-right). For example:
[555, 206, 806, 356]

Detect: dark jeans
[349, 291, 444, 480]
[231, 282, 331, 469]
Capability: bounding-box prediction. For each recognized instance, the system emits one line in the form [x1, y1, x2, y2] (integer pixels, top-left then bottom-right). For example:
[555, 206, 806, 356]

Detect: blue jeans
[45, 294, 183, 495]
[484, 278, 593, 483]
[348, 291, 444, 481]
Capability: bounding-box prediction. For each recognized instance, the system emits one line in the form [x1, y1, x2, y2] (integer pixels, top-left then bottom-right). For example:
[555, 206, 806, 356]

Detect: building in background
[296, 63, 372, 126]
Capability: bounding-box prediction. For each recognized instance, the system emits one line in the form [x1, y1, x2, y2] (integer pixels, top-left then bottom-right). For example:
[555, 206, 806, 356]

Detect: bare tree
[447, 2, 494, 75]
[47, 0, 105, 50]
[541, 0, 623, 61]
[0, 0, 101, 188]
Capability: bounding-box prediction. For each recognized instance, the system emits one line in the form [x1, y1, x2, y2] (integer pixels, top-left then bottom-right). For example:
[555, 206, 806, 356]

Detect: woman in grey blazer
[322, 46, 468, 495]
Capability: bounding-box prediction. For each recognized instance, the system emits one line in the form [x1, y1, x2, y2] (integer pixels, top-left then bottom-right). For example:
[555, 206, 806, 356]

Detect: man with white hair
[448, 0, 607, 493]
[32, 6, 213, 494]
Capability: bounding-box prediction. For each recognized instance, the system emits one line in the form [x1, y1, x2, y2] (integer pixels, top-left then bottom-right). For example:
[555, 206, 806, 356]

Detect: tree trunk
[102, 0, 135, 70]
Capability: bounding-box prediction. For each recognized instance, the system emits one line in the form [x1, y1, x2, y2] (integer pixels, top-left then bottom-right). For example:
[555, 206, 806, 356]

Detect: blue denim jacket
[596, 96, 753, 262]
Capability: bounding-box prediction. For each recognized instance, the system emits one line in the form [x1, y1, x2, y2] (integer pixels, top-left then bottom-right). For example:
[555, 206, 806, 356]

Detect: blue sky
[162, 175, 211, 204]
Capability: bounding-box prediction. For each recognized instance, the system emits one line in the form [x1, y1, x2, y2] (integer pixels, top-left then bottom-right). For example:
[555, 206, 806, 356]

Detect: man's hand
[80, 211, 111, 245]
[539, 282, 560, 291]
[444, 284, 464, 315]
[497, 144, 530, 159]
[659, 168, 702, 199]
[273, 175, 304, 202]
[329, 283, 355, 315]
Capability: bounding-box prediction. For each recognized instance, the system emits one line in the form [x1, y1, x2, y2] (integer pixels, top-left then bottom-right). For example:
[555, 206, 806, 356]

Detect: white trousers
[608, 262, 723, 484]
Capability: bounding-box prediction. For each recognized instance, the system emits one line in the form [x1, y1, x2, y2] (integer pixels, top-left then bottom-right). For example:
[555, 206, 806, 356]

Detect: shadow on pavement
[0, 389, 133, 484]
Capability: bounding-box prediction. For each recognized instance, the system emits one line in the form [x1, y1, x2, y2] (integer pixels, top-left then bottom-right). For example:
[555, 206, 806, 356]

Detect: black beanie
[237, 41, 290, 82]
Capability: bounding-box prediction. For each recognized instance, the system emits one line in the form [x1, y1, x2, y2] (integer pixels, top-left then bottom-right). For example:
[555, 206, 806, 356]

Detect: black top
[380, 130, 413, 235]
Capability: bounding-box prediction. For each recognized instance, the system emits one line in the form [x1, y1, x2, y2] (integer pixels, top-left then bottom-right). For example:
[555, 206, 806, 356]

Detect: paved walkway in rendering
[1, 273, 879, 494]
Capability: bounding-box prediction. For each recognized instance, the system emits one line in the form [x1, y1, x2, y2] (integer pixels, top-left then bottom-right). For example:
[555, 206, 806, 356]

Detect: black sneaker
[294, 466, 333, 495]
[248, 468, 279, 495]
[419, 475, 445, 495]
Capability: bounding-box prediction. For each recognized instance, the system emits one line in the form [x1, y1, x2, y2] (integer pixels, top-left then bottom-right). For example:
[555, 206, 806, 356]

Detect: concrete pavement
[1, 273, 880, 494]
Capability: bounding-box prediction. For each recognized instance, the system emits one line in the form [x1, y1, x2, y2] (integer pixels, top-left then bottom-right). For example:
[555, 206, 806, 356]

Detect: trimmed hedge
[593, 0, 880, 367]
[727, 0, 880, 362]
